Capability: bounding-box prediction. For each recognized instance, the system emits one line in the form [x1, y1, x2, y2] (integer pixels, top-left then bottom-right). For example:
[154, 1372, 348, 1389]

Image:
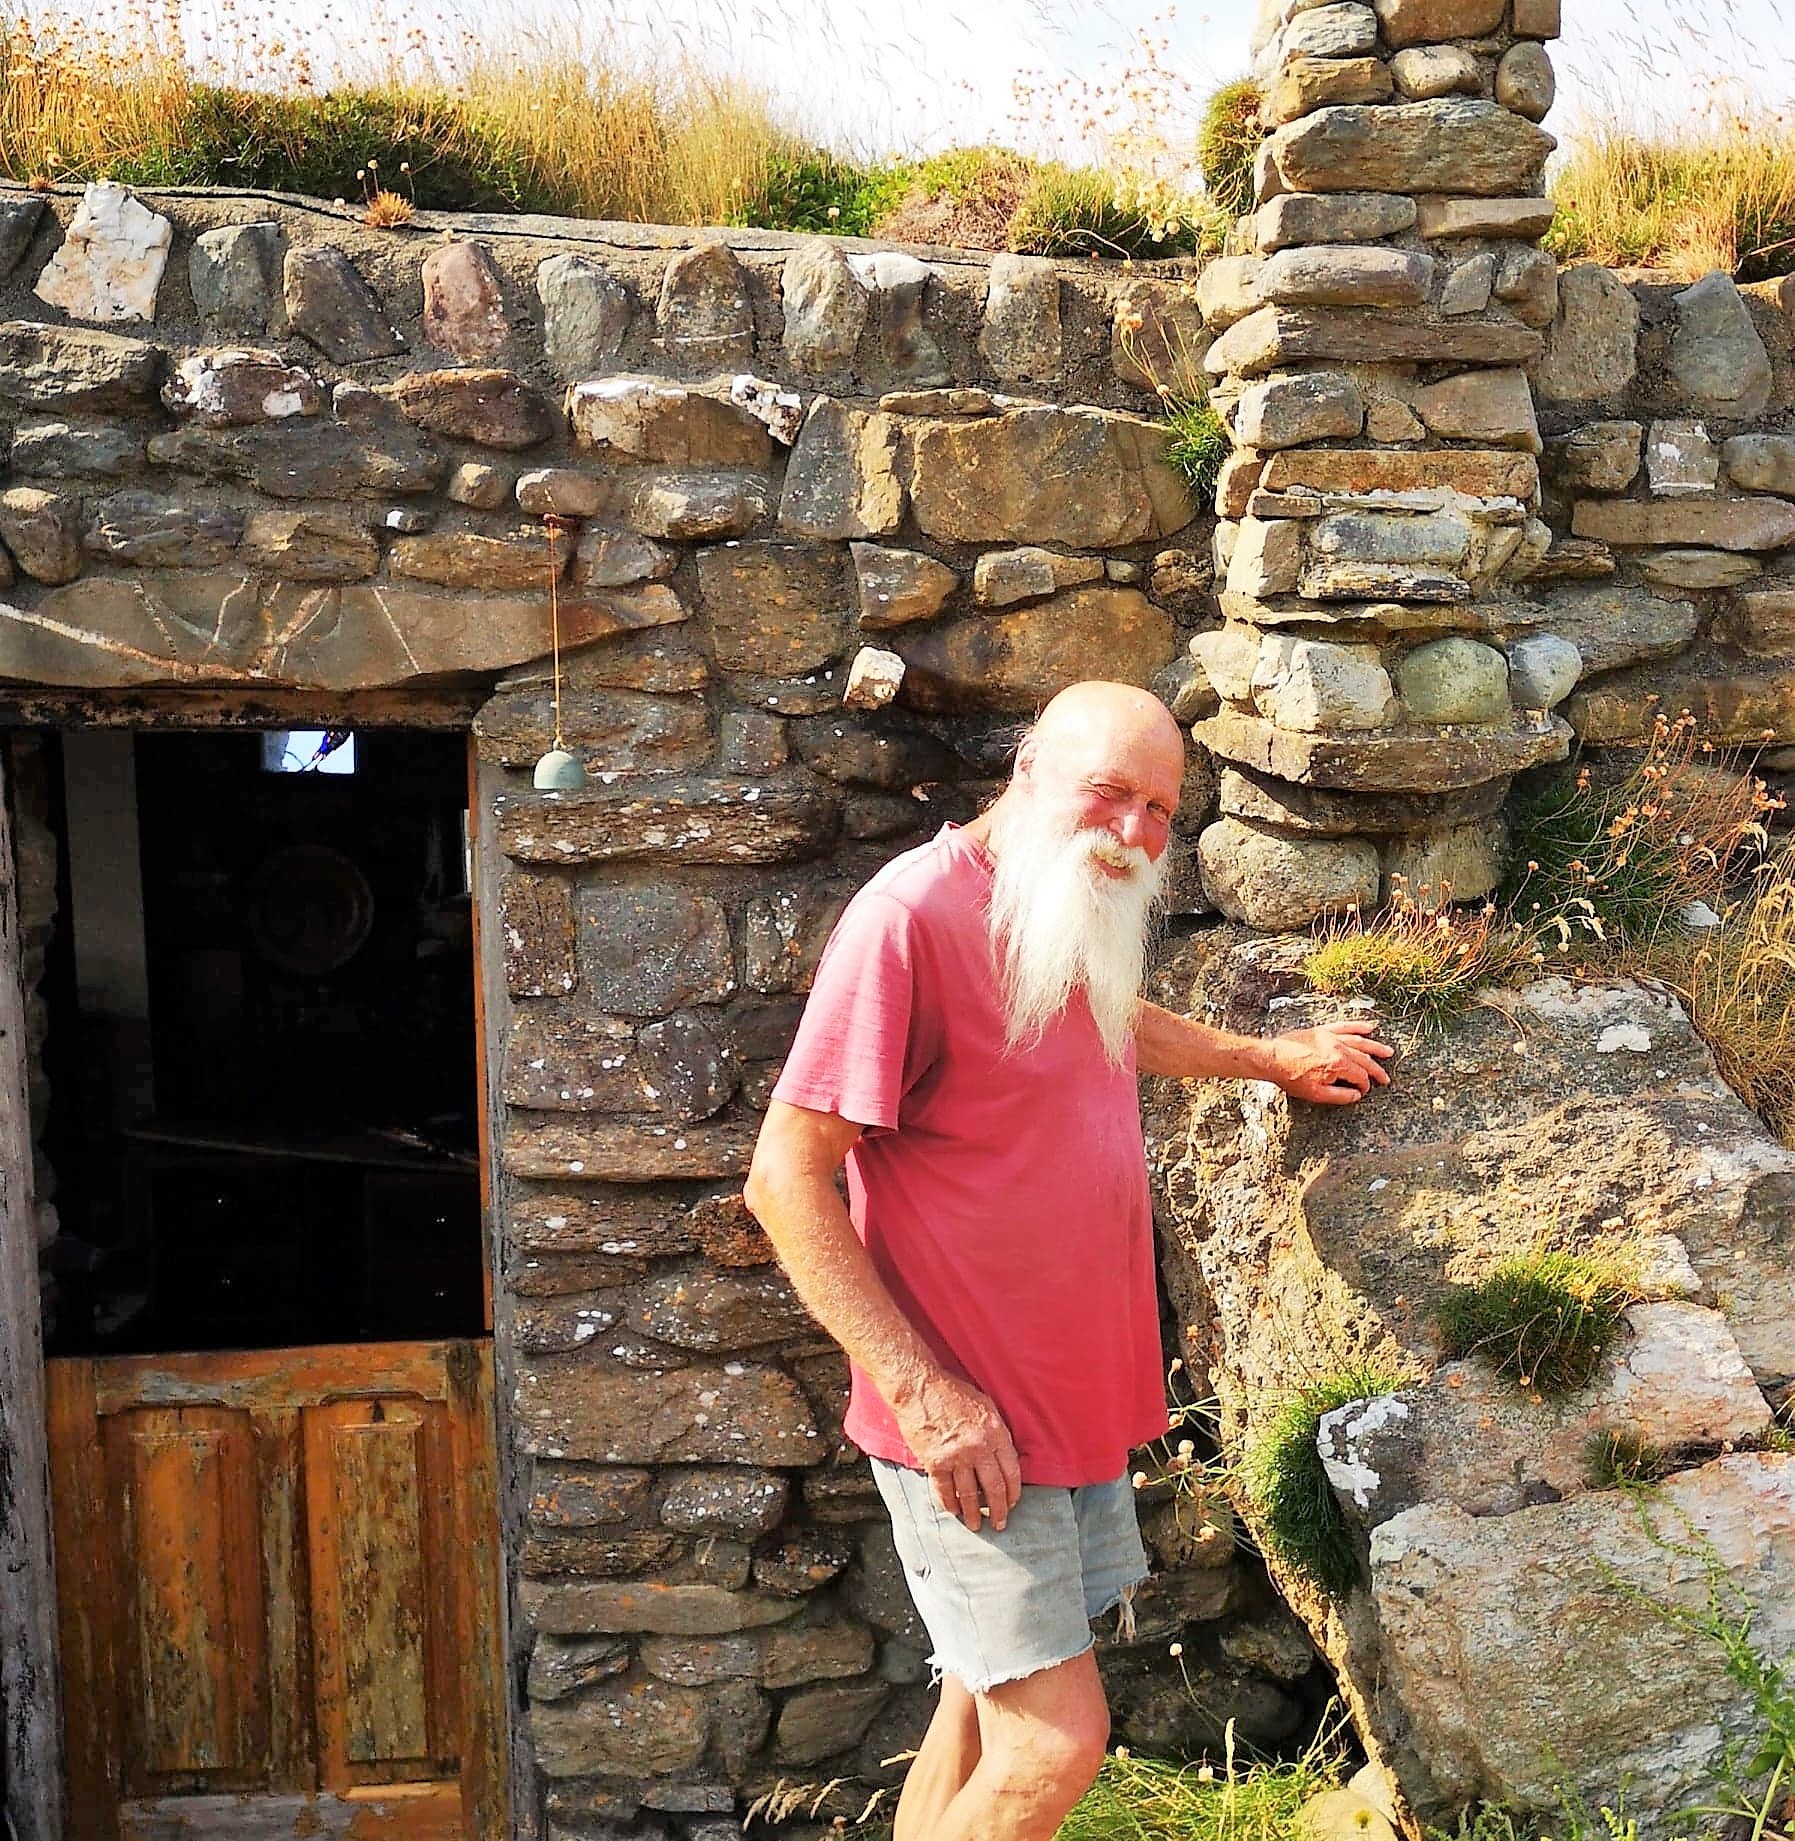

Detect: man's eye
[1148, 803, 1171, 822]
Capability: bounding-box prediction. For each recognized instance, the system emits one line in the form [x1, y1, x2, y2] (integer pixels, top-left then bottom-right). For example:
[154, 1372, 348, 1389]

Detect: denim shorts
[871, 1458, 1149, 1695]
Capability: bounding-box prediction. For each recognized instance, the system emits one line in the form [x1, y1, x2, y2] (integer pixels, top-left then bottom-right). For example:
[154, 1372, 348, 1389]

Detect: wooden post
[0, 736, 65, 1841]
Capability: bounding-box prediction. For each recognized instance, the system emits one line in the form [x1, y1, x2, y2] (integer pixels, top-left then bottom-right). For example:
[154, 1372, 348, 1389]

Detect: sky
[116, 0, 1795, 161]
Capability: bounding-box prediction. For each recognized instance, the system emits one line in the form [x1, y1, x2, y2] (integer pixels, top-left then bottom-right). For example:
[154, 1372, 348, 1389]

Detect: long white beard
[986, 794, 1169, 1068]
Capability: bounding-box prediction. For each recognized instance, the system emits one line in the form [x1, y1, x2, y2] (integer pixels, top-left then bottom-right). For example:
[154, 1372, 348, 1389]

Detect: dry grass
[1549, 0, 1795, 278]
[1646, 845, 1795, 1145]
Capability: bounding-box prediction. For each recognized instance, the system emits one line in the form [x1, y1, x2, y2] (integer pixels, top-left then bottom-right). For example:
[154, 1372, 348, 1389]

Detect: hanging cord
[543, 513, 575, 753]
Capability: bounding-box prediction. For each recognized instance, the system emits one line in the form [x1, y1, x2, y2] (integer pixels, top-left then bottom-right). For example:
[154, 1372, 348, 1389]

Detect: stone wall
[0, 181, 1356, 1836]
[1528, 260, 1795, 771]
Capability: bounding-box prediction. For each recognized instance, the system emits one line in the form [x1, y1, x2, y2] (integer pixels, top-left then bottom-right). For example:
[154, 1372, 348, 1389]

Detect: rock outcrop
[1149, 932, 1795, 1833]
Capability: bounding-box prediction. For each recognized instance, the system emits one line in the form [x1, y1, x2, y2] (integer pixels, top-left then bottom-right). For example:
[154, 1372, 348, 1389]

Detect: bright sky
[149, 0, 1795, 159]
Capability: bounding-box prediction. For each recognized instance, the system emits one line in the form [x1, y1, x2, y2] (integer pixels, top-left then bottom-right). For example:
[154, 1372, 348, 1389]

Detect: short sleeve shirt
[771, 824, 1168, 1487]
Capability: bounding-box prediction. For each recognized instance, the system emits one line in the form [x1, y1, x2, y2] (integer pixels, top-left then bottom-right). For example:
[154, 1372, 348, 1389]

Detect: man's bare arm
[743, 1100, 1023, 1531]
[1134, 1001, 1394, 1103]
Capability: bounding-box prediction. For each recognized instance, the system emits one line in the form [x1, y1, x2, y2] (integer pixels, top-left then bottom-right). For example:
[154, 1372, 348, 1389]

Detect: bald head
[1025, 682, 1185, 785]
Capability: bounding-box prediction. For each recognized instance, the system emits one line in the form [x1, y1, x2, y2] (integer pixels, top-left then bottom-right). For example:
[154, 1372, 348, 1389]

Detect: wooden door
[45, 1340, 506, 1841]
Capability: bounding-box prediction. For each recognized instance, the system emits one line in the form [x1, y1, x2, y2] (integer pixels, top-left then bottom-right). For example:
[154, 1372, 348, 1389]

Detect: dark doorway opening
[35, 728, 485, 1357]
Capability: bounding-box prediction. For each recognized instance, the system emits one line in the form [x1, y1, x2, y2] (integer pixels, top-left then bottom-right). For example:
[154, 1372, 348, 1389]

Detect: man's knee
[982, 1655, 1110, 1803]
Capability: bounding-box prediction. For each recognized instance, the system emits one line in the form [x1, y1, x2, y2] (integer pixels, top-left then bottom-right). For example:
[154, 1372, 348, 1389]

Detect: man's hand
[1267, 1018, 1395, 1105]
[887, 1367, 1024, 1533]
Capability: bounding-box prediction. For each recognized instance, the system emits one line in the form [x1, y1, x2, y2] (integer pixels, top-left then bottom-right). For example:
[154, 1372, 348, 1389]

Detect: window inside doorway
[32, 728, 485, 1357]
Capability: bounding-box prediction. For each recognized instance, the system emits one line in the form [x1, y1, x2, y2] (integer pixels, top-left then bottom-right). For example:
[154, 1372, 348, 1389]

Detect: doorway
[26, 727, 506, 1841]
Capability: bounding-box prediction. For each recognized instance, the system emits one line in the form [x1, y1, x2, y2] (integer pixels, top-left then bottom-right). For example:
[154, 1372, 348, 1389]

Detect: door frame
[0, 692, 513, 1841]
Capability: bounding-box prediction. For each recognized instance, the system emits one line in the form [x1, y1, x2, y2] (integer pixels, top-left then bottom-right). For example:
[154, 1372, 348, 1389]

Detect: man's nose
[1111, 807, 1155, 853]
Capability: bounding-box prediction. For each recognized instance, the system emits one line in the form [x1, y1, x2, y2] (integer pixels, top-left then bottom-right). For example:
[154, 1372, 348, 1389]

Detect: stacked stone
[0, 183, 1359, 1836]
[1192, 0, 1577, 929]
[1526, 259, 1795, 762]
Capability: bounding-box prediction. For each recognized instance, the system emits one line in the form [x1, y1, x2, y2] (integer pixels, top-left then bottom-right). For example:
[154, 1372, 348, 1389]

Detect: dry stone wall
[1527, 261, 1795, 774]
[0, 182, 1353, 1837]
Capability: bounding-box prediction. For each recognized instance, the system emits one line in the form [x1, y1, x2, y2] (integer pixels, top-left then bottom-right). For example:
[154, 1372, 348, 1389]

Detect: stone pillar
[1193, 0, 1578, 930]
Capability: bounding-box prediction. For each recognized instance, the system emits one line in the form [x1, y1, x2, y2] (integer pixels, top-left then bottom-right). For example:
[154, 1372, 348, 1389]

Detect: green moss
[1240, 1366, 1402, 1598]
[1435, 1253, 1634, 1396]
[1197, 78, 1263, 220]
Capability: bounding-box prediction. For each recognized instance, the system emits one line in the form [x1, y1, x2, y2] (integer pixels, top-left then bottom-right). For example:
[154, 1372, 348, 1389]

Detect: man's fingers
[995, 1439, 1024, 1511]
[974, 1455, 1013, 1532]
[951, 1466, 984, 1533]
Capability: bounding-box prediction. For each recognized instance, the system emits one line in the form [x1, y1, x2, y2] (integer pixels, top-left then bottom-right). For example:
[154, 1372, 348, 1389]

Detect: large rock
[778, 398, 903, 540]
[394, 368, 556, 448]
[1370, 1460, 1795, 1823]
[536, 252, 633, 380]
[850, 544, 958, 629]
[189, 222, 283, 337]
[1671, 273, 1772, 420]
[1257, 247, 1434, 310]
[910, 407, 1195, 547]
[421, 238, 509, 363]
[979, 254, 1063, 383]
[1195, 708, 1570, 791]
[1148, 948, 1795, 1832]
[1573, 496, 1795, 552]
[1268, 101, 1555, 198]
[781, 240, 868, 377]
[1410, 368, 1540, 453]
[162, 349, 324, 427]
[656, 240, 755, 371]
[147, 420, 446, 499]
[1529, 584, 1699, 677]
[0, 322, 162, 409]
[498, 779, 841, 867]
[34, 181, 172, 323]
[695, 541, 850, 676]
[531, 1679, 710, 1778]
[1207, 307, 1543, 380]
[896, 585, 1175, 713]
[1535, 266, 1639, 404]
[513, 1357, 821, 1466]
[566, 375, 769, 467]
[1254, 193, 1417, 253]
[282, 247, 406, 362]
[1235, 372, 1365, 450]
[1196, 820, 1379, 928]
[1370, 0, 1505, 46]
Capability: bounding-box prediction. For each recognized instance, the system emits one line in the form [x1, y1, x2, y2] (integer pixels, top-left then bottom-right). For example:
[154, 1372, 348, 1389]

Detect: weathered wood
[47, 1359, 114, 1841]
[1, 734, 65, 1841]
[117, 1785, 463, 1839]
[50, 1341, 505, 1839]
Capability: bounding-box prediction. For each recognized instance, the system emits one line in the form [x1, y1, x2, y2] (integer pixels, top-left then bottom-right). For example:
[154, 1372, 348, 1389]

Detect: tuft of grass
[1239, 1366, 1402, 1598]
[1006, 163, 1209, 260]
[1644, 843, 1795, 1147]
[1196, 78, 1263, 221]
[1587, 1427, 1670, 1489]
[1434, 1253, 1636, 1397]
[1164, 400, 1231, 505]
[1505, 713, 1776, 961]
[1305, 894, 1543, 1029]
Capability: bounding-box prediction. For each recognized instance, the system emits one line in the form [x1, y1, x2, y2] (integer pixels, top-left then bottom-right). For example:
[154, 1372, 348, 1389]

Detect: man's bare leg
[893, 1674, 981, 1841]
[930, 1648, 1110, 1841]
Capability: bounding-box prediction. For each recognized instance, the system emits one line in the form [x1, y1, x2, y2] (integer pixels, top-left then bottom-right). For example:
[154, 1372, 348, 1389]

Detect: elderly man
[743, 681, 1391, 1841]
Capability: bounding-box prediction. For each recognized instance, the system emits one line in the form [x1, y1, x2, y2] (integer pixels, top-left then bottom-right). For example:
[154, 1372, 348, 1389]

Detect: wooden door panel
[306, 1400, 459, 1786]
[107, 1409, 267, 1790]
[48, 1342, 505, 1841]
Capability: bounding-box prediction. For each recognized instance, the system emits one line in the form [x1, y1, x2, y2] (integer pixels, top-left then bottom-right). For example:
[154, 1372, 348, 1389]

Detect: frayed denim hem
[928, 1634, 1099, 1697]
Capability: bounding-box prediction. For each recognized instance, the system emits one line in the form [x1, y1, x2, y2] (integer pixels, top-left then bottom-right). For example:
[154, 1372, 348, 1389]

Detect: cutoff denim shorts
[871, 1458, 1149, 1695]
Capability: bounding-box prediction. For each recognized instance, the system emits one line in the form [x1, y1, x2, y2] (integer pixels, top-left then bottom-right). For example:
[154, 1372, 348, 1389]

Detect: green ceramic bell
[533, 747, 586, 791]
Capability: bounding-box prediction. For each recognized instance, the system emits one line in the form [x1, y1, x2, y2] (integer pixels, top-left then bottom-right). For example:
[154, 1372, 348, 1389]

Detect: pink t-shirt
[771, 824, 1168, 1487]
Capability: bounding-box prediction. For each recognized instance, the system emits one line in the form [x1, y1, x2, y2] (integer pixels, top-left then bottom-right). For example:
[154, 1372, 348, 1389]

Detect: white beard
[985, 793, 1169, 1068]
